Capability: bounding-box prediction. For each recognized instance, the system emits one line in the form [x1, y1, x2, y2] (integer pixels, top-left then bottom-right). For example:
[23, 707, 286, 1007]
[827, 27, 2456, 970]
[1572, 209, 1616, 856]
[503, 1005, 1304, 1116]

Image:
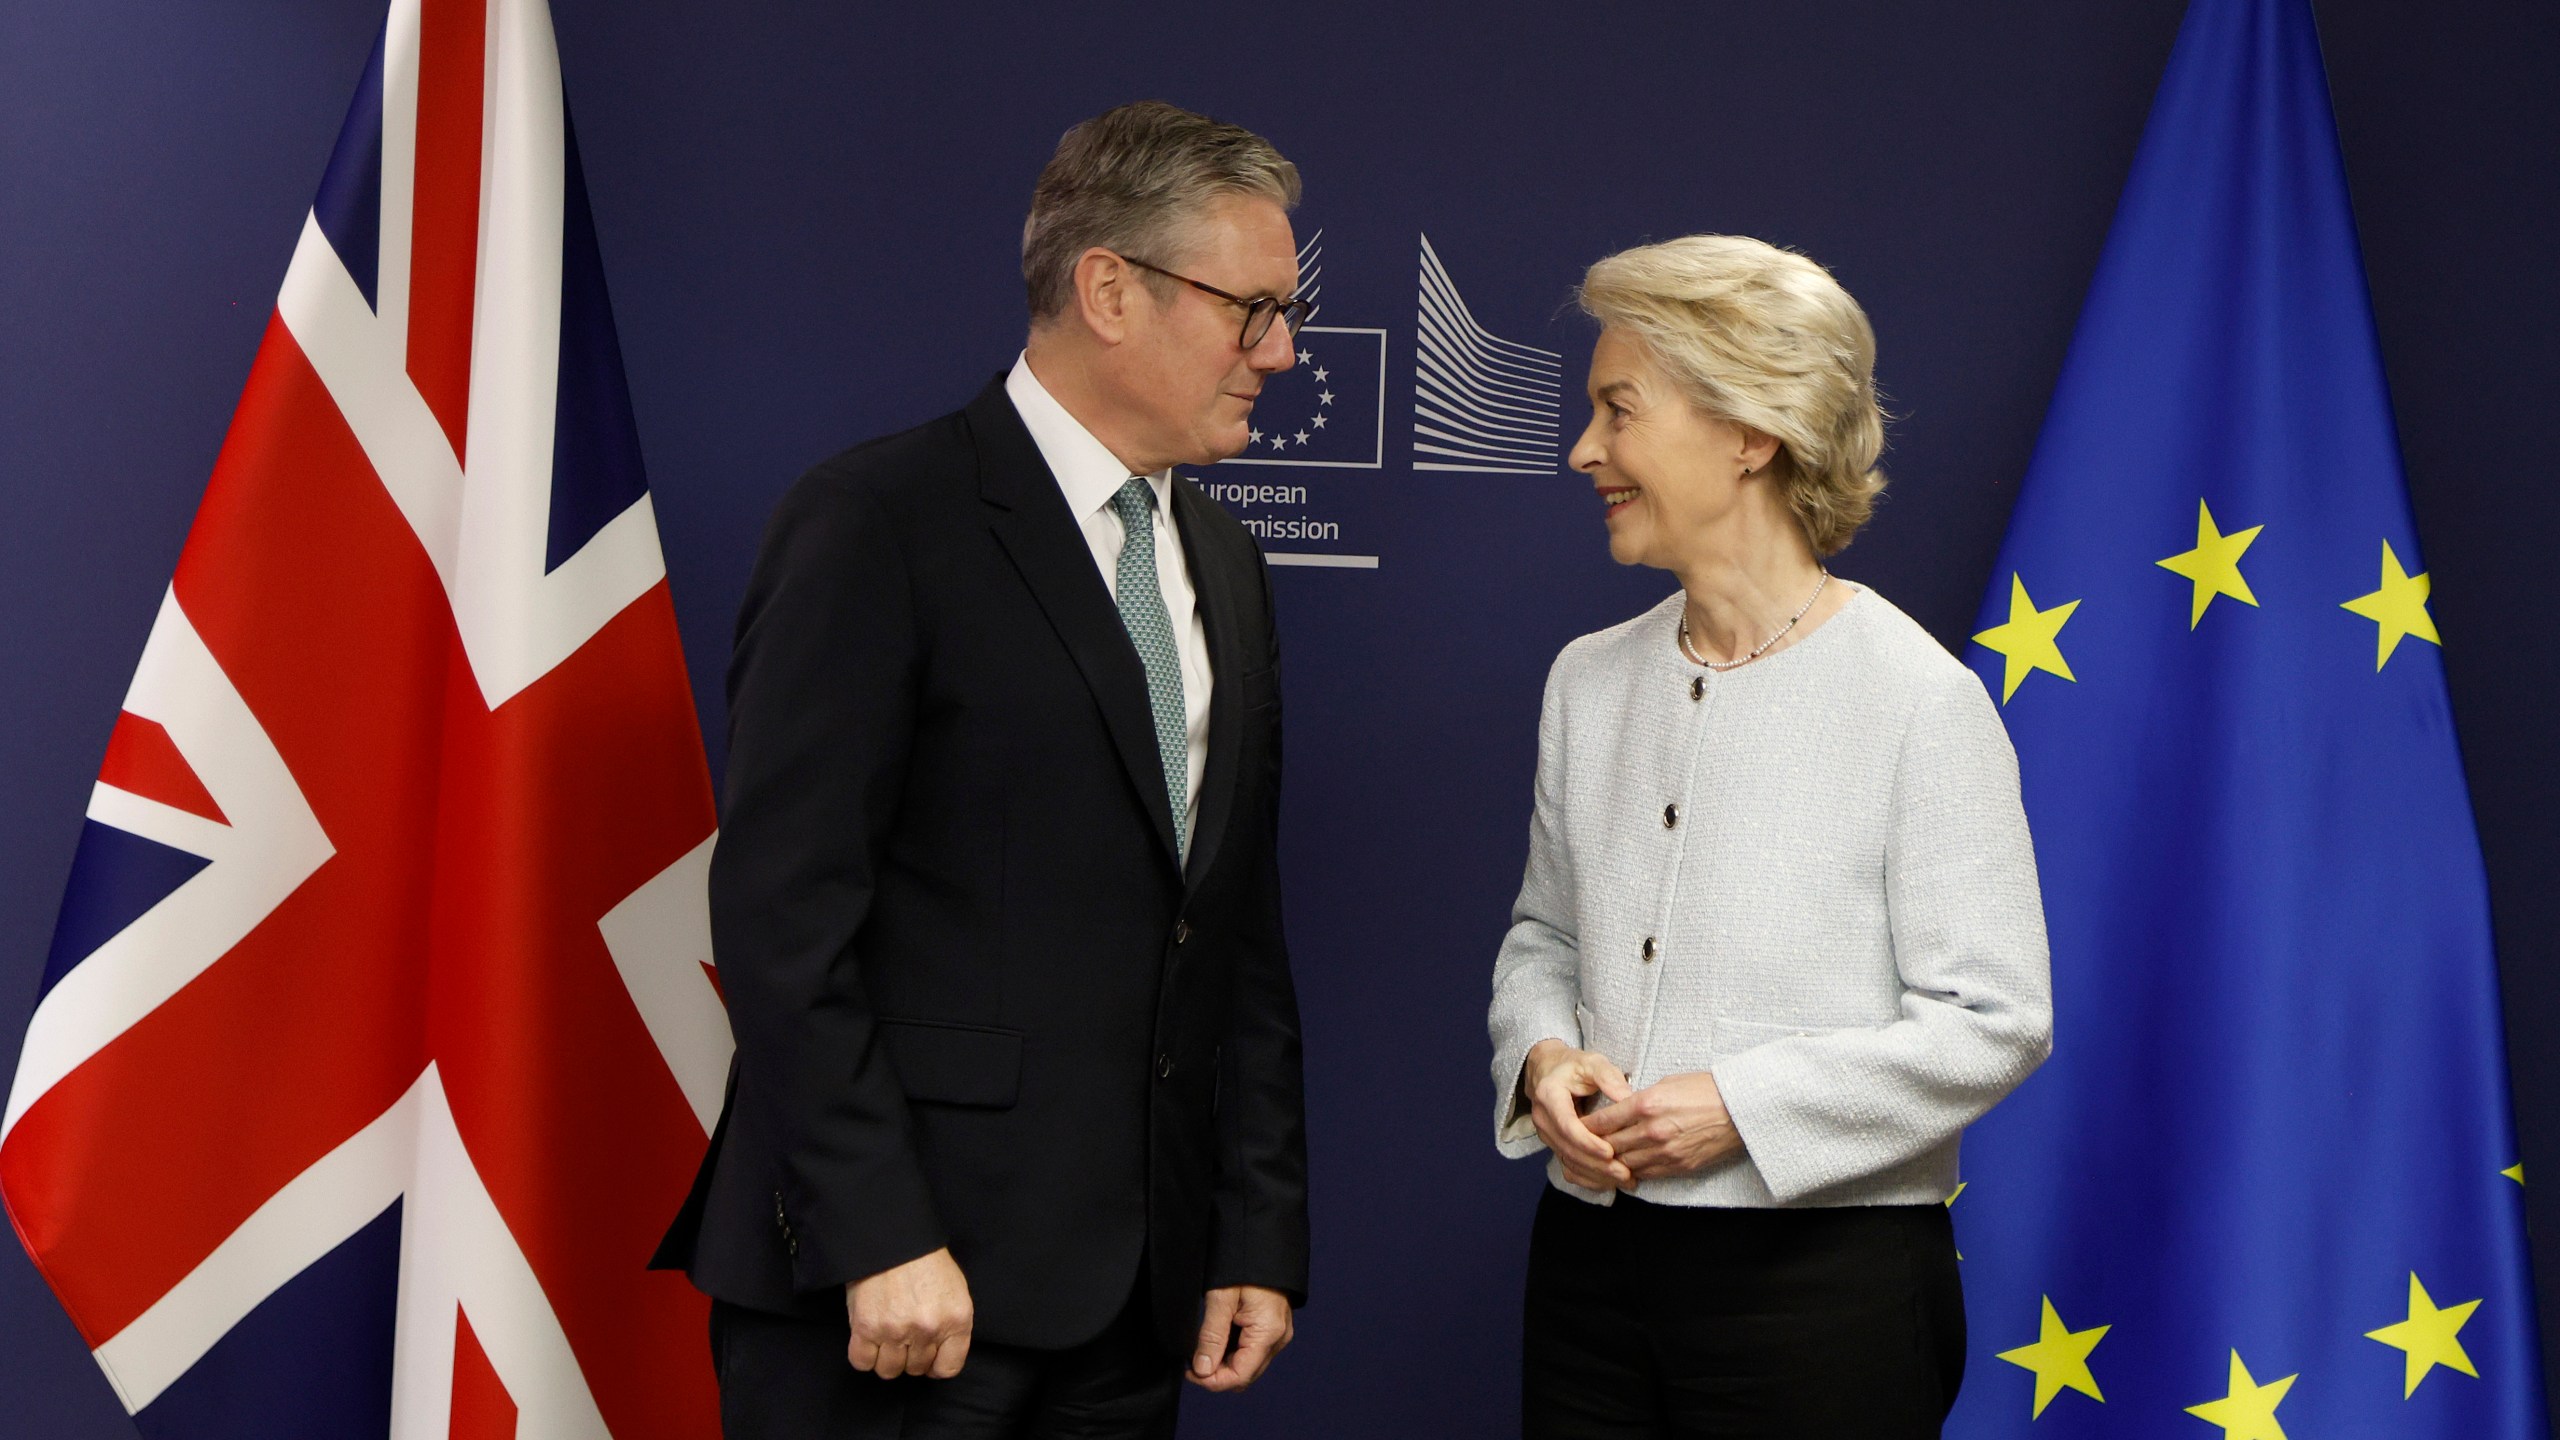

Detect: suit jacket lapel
[967, 379, 1183, 870]
[1173, 478, 1245, 897]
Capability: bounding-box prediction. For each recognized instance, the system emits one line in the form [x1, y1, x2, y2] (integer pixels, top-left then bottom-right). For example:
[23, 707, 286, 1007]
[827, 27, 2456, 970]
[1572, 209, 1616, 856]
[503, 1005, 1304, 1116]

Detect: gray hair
[1579, 235, 1888, 556]
[1022, 101, 1301, 321]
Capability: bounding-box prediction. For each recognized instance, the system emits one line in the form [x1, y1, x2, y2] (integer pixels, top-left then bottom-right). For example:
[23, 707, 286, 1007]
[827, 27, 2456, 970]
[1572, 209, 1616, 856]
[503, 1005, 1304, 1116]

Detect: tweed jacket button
[1689, 676, 1705, 701]
[1640, 936, 1658, 963]
[1663, 803, 1680, 828]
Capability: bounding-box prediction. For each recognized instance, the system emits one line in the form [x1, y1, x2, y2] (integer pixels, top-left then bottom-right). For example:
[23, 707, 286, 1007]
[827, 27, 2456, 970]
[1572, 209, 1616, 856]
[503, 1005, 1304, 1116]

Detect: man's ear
[1070, 247, 1138, 346]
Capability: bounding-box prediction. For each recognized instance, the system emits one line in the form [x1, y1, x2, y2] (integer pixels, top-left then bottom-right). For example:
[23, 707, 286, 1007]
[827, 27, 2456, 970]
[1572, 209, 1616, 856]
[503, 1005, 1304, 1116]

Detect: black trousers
[709, 1279, 1180, 1440]
[1523, 1188, 1966, 1440]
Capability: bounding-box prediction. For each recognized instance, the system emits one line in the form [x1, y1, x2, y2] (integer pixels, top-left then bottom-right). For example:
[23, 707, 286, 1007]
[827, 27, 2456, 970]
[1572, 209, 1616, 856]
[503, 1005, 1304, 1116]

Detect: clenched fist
[846, 1247, 974, 1380]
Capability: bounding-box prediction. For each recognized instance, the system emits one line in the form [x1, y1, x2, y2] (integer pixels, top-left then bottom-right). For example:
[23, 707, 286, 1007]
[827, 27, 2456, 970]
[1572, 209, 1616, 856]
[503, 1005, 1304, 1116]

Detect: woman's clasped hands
[1521, 1038, 1745, 1191]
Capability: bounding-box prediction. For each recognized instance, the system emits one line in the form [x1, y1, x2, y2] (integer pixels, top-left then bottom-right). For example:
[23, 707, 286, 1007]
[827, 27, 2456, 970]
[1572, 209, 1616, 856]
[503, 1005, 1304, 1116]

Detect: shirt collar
[1004, 353, 1172, 520]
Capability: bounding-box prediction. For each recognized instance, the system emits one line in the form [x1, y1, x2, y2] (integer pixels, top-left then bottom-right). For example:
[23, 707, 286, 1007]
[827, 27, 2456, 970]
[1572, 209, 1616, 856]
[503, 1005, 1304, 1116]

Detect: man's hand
[1522, 1038, 1635, 1190]
[846, 1247, 974, 1380]
[1190, 1284, 1294, 1392]
[1584, 1071, 1742, 1181]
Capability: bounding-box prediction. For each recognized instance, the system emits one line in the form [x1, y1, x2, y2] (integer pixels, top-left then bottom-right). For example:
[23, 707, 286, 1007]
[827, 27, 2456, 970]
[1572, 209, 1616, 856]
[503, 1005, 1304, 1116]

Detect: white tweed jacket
[1488, 585, 2052, 1208]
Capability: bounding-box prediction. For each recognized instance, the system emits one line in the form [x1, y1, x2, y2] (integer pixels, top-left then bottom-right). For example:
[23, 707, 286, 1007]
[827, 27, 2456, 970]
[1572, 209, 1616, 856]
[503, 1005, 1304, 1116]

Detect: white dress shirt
[1005, 354, 1212, 852]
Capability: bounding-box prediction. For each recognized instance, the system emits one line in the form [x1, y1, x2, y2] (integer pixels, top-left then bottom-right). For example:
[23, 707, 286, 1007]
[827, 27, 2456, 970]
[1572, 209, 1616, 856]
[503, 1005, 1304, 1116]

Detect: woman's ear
[1736, 426, 1783, 478]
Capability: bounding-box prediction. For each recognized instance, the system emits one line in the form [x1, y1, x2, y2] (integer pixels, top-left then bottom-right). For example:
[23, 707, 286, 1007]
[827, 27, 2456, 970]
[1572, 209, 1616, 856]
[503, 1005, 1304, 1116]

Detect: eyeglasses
[1117, 254, 1314, 350]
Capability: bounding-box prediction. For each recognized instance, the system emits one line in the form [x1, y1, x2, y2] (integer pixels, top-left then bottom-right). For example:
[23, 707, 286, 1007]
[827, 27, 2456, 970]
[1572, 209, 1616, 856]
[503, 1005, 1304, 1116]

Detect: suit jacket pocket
[878, 1018, 1023, 1109]
[1711, 1015, 1857, 1064]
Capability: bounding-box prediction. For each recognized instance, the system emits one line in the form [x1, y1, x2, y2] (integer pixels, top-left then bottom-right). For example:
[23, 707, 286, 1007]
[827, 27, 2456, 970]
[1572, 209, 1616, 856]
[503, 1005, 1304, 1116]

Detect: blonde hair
[1577, 235, 1887, 555]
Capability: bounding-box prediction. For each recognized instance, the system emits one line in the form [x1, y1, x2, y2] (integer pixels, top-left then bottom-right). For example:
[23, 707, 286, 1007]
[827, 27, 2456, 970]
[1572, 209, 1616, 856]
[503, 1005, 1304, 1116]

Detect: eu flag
[1946, 0, 2546, 1435]
[1215, 324, 1387, 470]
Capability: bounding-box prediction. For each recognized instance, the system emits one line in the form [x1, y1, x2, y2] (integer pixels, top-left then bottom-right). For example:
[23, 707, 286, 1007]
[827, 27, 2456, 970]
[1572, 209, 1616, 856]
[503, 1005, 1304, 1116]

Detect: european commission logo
[1221, 231, 1387, 470]
[1201, 228, 1569, 569]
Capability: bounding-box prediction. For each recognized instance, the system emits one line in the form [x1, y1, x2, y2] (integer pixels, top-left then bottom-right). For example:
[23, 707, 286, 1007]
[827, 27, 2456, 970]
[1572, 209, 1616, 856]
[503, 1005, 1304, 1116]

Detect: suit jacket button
[1173, 918, 1191, 946]
[1641, 936, 1658, 963]
[1158, 1053, 1175, 1079]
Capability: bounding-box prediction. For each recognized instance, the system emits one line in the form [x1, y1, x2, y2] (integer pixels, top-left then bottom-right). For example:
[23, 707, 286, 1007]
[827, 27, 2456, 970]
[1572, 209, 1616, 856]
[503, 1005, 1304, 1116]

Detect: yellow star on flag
[2365, 1272, 2481, 1397]
[1996, 1296, 2108, 1417]
[1973, 573, 2080, 703]
[2157, 500, 2264, 627]
[2503, 1163, 2525, 1185]
[2184, 1351, 2295, 1439]
[2340, 540, 2438, 670]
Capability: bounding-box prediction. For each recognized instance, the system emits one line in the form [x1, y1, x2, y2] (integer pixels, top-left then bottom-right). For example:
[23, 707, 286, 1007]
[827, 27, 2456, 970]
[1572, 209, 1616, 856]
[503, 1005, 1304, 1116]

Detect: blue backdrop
[4, 3, 2557, 1436]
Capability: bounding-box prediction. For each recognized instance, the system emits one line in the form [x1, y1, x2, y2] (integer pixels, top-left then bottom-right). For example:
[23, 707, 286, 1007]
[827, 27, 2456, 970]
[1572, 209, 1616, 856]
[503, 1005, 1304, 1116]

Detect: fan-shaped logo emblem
[1414, 233, 1564, 474]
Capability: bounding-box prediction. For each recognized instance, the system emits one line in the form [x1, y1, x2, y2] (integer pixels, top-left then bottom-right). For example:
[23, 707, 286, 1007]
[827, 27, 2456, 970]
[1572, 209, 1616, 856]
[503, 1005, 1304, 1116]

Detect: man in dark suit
[653, 102, 1311, 1437]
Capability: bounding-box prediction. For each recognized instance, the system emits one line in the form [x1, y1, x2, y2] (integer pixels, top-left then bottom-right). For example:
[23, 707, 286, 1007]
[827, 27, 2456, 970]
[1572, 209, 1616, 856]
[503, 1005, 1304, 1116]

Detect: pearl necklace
[1680, 571, 1832, 672]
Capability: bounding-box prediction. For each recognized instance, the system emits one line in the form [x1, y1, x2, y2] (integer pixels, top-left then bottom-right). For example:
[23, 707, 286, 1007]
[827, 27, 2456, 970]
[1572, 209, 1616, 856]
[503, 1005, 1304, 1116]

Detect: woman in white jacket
[1488, 235, 2052, 1439]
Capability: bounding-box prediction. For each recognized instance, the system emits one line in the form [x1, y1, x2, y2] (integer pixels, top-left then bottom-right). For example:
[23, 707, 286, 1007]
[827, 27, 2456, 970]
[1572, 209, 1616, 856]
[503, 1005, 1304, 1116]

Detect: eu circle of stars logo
[1222, 326, 1385, 470]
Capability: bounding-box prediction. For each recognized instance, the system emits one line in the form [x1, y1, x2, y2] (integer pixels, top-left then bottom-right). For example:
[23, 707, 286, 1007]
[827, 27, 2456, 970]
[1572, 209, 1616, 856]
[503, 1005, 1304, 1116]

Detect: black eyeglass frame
[1116, 254, 1314, 349]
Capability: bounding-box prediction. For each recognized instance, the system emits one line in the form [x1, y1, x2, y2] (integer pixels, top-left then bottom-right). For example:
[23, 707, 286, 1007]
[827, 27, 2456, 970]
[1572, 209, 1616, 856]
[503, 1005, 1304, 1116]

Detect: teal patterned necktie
[1107, 477, 1189, 858]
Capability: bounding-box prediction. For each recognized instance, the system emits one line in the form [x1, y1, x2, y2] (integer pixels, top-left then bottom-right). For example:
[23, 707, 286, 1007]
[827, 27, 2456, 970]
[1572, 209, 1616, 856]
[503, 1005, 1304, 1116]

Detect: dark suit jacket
[653, 376, 1309, 1359]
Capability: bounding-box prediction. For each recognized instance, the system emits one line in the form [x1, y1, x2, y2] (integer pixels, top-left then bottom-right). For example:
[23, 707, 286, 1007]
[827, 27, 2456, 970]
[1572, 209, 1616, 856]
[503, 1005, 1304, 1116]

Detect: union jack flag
[1, 1, 727, 1434]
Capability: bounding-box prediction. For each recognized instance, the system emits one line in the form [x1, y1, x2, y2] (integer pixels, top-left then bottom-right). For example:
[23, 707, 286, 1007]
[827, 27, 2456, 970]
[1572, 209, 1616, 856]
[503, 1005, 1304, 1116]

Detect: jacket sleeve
[1710, 669, 2055, 1202]
[1487, 655, 1585, 1159]
[710, 473, 947, 1293]
[1207, 550, 1311, 1303]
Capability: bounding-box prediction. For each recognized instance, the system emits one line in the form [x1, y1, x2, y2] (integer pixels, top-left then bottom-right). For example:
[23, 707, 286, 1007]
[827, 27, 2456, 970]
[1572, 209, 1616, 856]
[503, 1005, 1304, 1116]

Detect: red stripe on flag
[450, 1309, 519, 1440]
[407, 0, 488, 462]
[97, 712, 228, 826]
[424, 578, 719, 1440]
